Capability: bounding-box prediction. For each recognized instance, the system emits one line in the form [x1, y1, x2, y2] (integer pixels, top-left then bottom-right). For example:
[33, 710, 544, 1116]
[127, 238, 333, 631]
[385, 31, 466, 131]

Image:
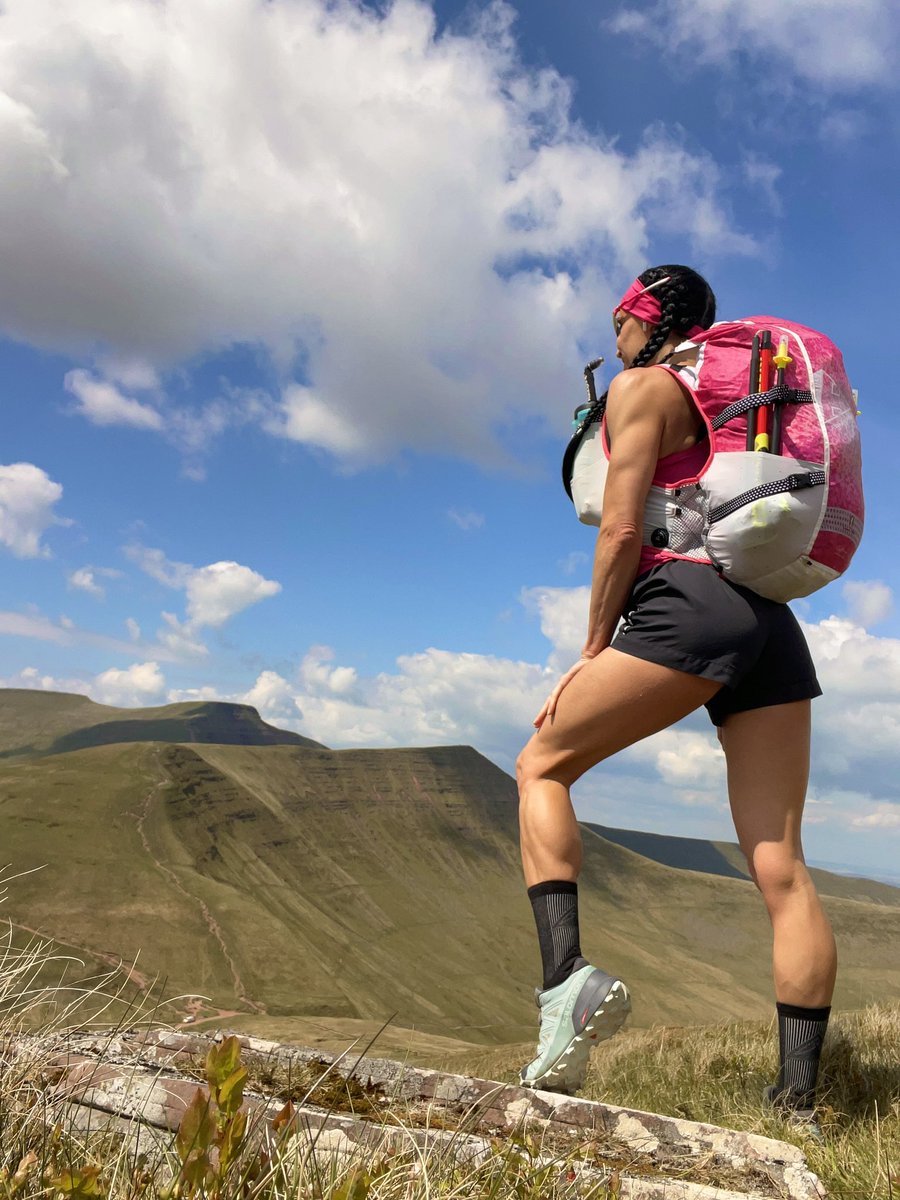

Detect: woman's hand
[533, 655, 596, 729]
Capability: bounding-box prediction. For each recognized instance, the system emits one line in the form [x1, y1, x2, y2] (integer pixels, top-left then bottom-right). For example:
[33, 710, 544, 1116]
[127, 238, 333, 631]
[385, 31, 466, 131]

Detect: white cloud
[0, 462, 65, 558]
[145, 578, 900, 870]
[157, 612, 209, 659]
[0, 665, 85, 693]
[521, 585, 590, 672]
[0, 0, 755, 468]
[606, 1, 899, 91]
[125, 617, 141, 642]
[842, 579, 893, 628]
[240, 669, 302, 721]
[64, 369, 163, 431]
[91, 661, 166, 707]
[124, 545, 193, 589]
[185, 561, 282, 628]
[1, 660, 165, 707]
[67, 565, 122, 600]
[0, 605, 192, 661]
[125, 544, 282, 658]
[852, 807, 900, 832]
[0, 611, 72, 644]
[95, 356, 160, 392]
[558, 550, 589, 577]
[447, 509, 485, 531]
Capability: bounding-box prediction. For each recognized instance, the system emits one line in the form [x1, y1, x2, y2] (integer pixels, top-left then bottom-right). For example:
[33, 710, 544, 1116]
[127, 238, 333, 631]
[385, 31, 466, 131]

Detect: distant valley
[2, 688, 898, 1052]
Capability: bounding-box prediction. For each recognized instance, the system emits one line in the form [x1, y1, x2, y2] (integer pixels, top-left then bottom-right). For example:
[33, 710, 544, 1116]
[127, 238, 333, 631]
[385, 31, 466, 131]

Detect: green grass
[447, 1005, 900, 1200]
[1, 710, 900, 1039]
[1, 931, 897, 1199]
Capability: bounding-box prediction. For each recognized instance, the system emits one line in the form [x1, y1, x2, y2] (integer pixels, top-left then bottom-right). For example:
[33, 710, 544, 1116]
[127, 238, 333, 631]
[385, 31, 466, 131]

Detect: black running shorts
[611, 559, 822, 726]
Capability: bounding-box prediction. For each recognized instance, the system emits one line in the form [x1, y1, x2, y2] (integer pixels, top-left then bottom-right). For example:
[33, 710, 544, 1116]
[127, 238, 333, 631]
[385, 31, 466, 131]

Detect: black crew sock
[775, 1002, 831, 1108]
[527, 880, 588, 991]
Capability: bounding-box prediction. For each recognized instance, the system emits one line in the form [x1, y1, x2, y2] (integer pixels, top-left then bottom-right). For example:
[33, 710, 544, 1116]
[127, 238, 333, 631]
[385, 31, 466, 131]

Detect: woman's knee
[516, 740, 576, 797]
[516, 741, 546, 795]
[746, 842, 807, 902]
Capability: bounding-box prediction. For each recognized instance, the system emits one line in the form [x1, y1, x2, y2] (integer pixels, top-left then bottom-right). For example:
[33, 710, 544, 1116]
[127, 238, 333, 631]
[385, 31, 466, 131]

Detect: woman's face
[613, 309, 653, 368]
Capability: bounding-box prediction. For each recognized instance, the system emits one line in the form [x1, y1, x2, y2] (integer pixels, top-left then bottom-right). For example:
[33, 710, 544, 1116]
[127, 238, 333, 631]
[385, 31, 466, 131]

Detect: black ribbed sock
[775, 1002, 830, 1107]
[527, 880, 588, 991]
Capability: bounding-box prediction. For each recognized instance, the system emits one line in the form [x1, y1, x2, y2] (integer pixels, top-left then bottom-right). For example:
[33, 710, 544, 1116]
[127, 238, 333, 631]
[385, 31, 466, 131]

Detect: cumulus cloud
[0, 665, 86, 694]
[522, 585, 590, 672]
[606, 0, 899, 91]
[843, 579, 893, 628]
[91, 661, 166, 706]
[1, 660, 165, 706]
[159, 586, 900, 852]
[0, 0, 756, 468]
[125, 544, 282, 657]
[240, 669, 301, 722]
[185, 562, 282, 628]
[0, 463, 65, 558]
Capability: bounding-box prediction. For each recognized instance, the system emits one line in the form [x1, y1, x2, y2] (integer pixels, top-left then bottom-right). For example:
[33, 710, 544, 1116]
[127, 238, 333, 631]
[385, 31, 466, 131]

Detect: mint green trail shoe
[520, 964, 630, 1094]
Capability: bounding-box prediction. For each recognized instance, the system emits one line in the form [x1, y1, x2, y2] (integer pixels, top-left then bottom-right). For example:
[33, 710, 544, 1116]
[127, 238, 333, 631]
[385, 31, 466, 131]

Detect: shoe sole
[521, 978, 630, 1094]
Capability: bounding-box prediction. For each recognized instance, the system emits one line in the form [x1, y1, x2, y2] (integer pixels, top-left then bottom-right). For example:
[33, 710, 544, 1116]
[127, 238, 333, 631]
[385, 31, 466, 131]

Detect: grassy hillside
[447, 1003, 900, 1200]
[2, 734, 900, 1045]
[590, 822, 900, 908]
[0, 688, 324, 759]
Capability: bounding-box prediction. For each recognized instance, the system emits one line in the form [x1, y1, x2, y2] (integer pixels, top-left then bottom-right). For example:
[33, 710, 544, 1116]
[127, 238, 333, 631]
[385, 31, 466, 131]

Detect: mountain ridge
[2, 689, 898, 1046]
[0, 688, 325, 759]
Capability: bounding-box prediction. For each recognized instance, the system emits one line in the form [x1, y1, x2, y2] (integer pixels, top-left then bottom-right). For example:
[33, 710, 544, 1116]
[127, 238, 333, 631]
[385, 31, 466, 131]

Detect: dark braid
[628, 264, 716, 369]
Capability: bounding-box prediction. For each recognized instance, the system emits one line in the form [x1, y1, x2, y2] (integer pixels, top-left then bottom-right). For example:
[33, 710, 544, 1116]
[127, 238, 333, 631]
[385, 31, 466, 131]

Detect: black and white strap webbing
[711, 384, 813, 432]
[708, 470, 826, 524]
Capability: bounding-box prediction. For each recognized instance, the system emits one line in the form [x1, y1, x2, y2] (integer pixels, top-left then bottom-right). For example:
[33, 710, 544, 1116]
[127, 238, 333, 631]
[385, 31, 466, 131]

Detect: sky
[3, 0, 900, 882]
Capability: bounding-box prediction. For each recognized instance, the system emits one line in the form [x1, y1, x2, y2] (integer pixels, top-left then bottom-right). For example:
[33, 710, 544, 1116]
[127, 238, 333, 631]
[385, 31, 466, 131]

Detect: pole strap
[712, 385, 813, 432]
[708, 470, 826, 524]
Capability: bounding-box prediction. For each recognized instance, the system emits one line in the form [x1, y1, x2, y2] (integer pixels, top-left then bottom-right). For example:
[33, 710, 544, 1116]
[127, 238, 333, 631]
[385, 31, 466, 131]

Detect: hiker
[517, 265, 835, 1125]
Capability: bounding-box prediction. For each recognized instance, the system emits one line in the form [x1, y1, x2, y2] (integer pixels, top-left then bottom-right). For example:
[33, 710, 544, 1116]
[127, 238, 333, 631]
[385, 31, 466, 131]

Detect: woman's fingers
[533, 657, 592, 727]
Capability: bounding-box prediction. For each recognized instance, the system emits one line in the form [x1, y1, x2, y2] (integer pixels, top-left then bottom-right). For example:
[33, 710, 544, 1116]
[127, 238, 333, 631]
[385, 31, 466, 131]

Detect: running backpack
[562, 317, 864, 602]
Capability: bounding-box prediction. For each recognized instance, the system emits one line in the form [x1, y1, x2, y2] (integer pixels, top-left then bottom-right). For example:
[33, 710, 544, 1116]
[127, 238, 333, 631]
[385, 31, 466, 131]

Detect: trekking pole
[745, 334, 761, 450]
[583, 357, 604, 407]
[574, 358, 605, 428]
[754, 330, 773, 452]
[771, 336, 791, 455]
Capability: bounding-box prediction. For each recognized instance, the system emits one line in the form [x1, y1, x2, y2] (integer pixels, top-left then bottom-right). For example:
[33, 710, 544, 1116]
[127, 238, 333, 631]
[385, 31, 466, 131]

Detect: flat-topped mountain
[1, 689, 898, 1046]
[0, 688, 324, 760]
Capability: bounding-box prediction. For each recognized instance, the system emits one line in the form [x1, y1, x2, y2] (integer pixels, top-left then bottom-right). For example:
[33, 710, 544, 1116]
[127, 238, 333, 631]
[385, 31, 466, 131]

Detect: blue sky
[3, 0, 900, 880]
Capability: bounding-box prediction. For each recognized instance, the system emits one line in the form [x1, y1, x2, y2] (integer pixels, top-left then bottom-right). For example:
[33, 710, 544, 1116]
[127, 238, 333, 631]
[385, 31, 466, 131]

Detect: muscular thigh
[525, 647, 720, 786]
[720, 700, 812, 861]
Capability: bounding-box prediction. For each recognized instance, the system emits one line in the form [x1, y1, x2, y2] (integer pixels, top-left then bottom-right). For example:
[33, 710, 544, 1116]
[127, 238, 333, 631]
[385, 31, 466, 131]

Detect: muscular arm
[533, 366, 688, 727]
[582, 370, 673, 656]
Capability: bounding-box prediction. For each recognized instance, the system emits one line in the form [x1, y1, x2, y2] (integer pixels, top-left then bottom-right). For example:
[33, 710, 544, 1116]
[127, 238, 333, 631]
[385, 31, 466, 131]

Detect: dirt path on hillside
[129, 752, 266, 1018]
[6, 920, 152, 991]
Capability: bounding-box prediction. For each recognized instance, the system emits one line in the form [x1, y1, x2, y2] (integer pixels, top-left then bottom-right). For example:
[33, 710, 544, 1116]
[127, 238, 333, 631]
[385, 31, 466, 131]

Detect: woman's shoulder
[606, 365, 687, 409]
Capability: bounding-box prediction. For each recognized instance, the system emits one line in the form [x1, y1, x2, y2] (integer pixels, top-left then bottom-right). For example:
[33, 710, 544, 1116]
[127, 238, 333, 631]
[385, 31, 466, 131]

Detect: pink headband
[615, 275, 707, 341]
[615, 276, 669, 324]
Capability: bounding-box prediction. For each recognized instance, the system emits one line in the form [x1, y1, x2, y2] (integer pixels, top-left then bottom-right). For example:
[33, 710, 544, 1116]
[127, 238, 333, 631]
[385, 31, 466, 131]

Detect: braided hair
[628, 265, 717, 369]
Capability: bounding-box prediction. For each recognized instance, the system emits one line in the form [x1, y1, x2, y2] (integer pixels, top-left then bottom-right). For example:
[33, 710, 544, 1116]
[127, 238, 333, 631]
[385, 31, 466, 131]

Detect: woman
[517, 265, 835, 1125]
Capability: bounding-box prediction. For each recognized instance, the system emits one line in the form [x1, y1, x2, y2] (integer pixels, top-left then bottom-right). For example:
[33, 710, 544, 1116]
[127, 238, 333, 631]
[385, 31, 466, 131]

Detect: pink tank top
[636, 439, 710, 577]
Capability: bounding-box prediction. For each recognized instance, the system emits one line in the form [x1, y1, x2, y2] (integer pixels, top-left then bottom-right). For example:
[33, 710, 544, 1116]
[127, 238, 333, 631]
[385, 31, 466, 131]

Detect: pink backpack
[564, 317, 864, 601]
